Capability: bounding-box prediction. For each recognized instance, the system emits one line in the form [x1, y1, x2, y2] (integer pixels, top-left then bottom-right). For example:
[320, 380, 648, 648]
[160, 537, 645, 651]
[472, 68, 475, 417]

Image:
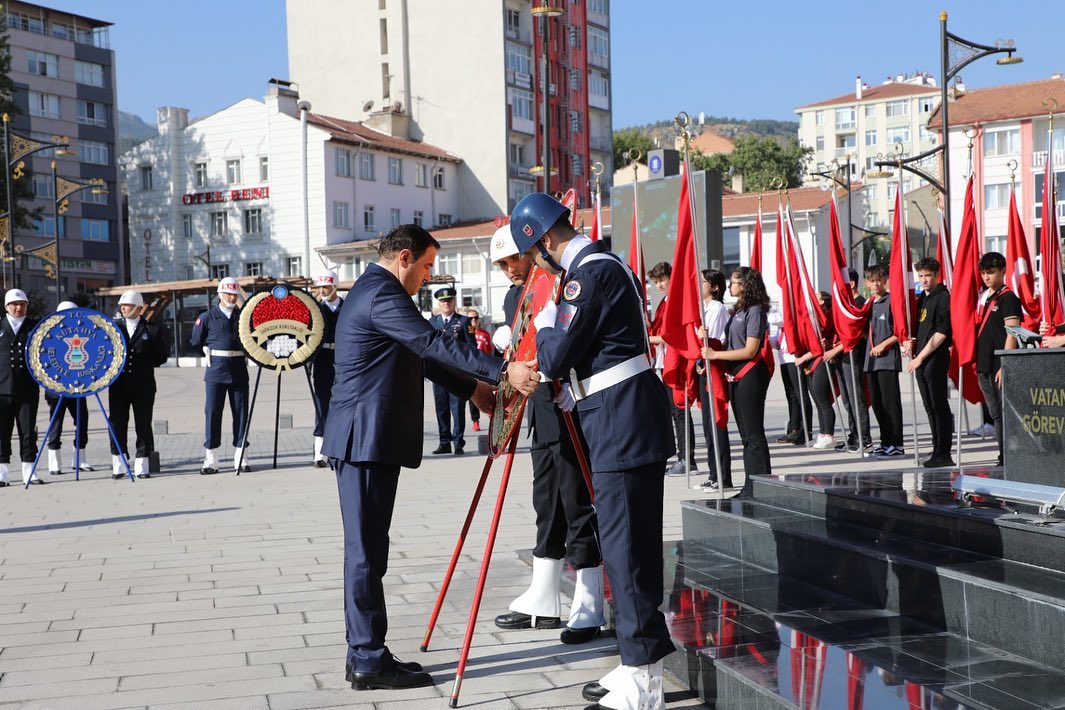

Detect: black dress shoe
[239, 464, 252, 473]
[136, 473, 151, 479]
[346, 655, 423, 682]
[30, 478, 47, 485]
[923, 456, 956, 469]
[453, 445, 464, 455]
[494, 611, 561, 629]
[314, 460, 329, 468]
[200, 467, 219, 475]
[351, 665, 433, 690]
[561, 625, 600, 644]
[49, 470, 62, 476]
[582, 682, 609, 701]
[0, 481, 8, 487]
[432, 443, 451, 455]
[112, 472, 126, 480]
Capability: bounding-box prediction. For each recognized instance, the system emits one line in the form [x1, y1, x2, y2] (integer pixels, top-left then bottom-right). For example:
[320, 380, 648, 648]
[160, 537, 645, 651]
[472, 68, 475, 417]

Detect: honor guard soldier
[510, 194, 675, 710]
[109, 290, 170, 479]
[311, 271, 344, 467]
[0, 289, 45, 486]
[44, 300, 93, 475]
[428, 286, 476, 455]
[191, 277, 250, 474]
[488, 225, 605, 645]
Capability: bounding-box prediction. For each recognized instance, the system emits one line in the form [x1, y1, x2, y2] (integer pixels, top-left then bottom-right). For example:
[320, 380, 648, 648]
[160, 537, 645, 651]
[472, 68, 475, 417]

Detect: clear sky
[56, 0, 1061, 129]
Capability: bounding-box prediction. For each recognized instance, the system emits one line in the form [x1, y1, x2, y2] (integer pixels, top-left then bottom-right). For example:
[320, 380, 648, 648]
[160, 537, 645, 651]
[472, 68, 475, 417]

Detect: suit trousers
[868, 370, 904, 448]
[203, 381, 249, 450]
[0, 393, 39, 463]
[837, 356, 871, 446]
[697, 372, 732, 487]
[312, 360, 334, 437]
[730, 361, 772, 496]
[784, 363, 813, 438]
[432, 382, 466, 447]
[592, 464, 675, 667]
[335, 461, 400, 672]
[109, 387, 156, 458]
[915, 350, 953, 458]
[809, 362, 836, 435]
[45, 395, 88, 450]
[529, 434, 601, 569]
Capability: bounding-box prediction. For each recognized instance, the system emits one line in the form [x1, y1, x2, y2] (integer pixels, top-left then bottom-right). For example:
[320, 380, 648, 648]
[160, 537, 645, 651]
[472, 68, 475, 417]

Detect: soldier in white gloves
[0, 289, 44, 486]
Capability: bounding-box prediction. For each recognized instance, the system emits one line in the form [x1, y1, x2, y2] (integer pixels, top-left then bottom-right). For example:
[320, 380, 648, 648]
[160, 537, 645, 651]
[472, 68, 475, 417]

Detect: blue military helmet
[510, 192, 570, 256]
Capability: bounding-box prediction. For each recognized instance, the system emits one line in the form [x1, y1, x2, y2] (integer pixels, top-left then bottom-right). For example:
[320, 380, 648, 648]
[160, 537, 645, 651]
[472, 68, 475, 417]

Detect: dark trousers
[730, 362, 772, 494]
[592, 463, 675, 666]
[697, 371, 732, 487]
[45, 395, 88, 450]
[915, 350, 953, 458]
[312, 359, 335, 437]
[432, 383, 466, 447]
[0, 393, 39, 463]
[837, 356, 871, 446]
[976, 370, 1003, 463]
[530, 434, 601, 569]
[109, 387, 155, 458]
[784, 363, 813, 438]
[668, 384, 696, 466]
[469, 400, 481, 423]
[335, 461, 400, 672]
[868, 369, 904, 448]
[203, 381, 249, 449]
[809, 362, 836, 435]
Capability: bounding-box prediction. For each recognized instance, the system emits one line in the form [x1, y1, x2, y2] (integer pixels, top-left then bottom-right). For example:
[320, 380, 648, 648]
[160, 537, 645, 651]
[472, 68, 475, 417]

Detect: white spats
[567, 565, 605, 629]
[508, 556, 563, 620]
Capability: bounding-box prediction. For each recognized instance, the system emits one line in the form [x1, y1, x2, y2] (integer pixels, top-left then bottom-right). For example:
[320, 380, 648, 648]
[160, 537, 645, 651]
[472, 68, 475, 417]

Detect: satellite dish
[362, 100, 375, 113]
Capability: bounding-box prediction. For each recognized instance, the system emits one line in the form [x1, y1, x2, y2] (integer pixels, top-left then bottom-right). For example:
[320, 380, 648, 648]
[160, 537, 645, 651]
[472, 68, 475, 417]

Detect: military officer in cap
[510, 193, 675, 710]
[44, 300, 94, 475]
[109, 290, 170, 479]
[488, 225, 605, 644]
[0, 289, 45, 486]
[190, 277, 250, 474]
[428, 286, 476, 455]
[311, 271, 344, 467]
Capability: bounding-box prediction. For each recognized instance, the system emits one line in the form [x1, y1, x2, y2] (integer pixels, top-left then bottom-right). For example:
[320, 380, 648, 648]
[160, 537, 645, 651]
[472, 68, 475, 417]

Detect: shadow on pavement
[0, 507, 241, 534]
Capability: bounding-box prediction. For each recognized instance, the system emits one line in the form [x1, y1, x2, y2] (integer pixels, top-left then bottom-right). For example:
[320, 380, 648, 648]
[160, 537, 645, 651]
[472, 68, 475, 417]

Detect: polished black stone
[1000, 349, 1065, 486]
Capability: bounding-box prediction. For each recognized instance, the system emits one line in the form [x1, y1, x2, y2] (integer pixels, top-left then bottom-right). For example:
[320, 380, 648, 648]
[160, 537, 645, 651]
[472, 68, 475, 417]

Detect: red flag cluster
[828, 197, 871, 351]
[888, 189, 917, 343]
[1039, 153, 1065, 327]
[947, 176, 984, 405]
[1006, 191, 1040, 329]
[776, 206, 826, 361]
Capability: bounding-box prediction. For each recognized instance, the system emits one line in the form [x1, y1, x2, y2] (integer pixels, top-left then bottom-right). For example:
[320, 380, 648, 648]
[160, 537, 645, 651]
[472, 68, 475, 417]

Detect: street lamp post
[531, 3, 563, 195]
[49, 160, 107, 306]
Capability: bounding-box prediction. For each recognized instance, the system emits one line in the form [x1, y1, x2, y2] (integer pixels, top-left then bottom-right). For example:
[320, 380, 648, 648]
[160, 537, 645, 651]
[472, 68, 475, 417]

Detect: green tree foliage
[612, 128, 655, 170]
[692, 136, 813, 192]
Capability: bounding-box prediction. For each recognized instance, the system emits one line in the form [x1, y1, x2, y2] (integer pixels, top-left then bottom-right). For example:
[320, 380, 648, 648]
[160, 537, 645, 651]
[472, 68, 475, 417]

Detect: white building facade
[121, 84, 461, 285]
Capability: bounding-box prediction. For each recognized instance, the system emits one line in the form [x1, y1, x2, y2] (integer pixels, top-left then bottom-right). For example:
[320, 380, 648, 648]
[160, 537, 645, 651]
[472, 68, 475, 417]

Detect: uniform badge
[26, 309, 126, 398]
[523, 224, 534, 237]
[238, 285, 325, 371]
[919, 308, 927, 323]
[563, 280, 582, 300]
[557, 303, 578, 331]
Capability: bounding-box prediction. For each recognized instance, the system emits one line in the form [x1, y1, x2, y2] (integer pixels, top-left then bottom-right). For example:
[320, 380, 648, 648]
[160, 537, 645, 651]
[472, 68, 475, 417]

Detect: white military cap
[57, 300, 78, 311]
[314, 271, 338, 287]
[217, 277, 241, 294]
[4, 289, 28, 305]
[489, 224, 519, 263]
[118, 290, 145, 307]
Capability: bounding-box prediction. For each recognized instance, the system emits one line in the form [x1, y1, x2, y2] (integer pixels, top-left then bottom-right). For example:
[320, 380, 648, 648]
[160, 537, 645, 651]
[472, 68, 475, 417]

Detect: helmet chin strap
[534, 240, 563, 273]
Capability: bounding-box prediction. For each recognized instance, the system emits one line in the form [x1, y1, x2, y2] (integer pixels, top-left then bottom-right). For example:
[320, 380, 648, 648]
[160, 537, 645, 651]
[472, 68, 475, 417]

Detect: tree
[612, 128, 655, 170]
[692, 136, 813, 192]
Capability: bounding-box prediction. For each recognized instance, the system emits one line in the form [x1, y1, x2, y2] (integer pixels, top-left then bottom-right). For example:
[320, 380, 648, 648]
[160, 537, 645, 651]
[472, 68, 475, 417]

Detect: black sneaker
[700, 478, 719, 490]
[431, 443, 451, 455]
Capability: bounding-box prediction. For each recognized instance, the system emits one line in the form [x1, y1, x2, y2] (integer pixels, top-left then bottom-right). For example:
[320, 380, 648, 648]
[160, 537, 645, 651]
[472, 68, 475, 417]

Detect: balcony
[590, 136, 612, 152]
[1033, 149, 1065, 169]
[589, 52, 609, 69]
[508, 162, 532, 177]
[589, 92, 609, 111]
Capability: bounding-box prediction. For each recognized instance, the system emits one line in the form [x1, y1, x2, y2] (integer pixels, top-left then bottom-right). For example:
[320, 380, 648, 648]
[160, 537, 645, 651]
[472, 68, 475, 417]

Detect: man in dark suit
[109, 290, 170, 479]
[428, 286, 475, 454]
[0, 289, 44, 486]
[511, 194, 675, 710]
[311, 271, 344, 467]
[322, 224, 539, 692]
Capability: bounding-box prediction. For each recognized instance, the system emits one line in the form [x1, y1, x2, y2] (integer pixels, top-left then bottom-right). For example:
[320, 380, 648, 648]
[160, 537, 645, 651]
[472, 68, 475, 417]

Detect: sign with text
[1001, 349, 1065, 485]
[182, 186, 270, 205]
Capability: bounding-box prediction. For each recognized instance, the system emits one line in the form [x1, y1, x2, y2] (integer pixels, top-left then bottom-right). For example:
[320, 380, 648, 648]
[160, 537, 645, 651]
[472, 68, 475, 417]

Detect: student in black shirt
[863, 265, 905, 458]
[905, 257, 954, 468]
[975, 252, 1020, 466]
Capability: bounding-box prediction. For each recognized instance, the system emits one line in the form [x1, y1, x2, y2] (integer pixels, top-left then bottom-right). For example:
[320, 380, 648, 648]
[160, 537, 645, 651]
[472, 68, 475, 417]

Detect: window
[388, 157, 403, 184]
[31, 174, 54, 198]
[570, 68, 581, 91]
[413, 210, 424, 227]
[865, 183, 878, 201]
[984, 184, 1011, 210]
[568, 25, 581, 49]
[363, 205, 376, 232]
[919, 126, 936, 143]
[510, 179, 533, 203]
[83, 187, 107, 205]
[984, 129, 1020, 157]
[837, 133, 856, 149]
[77, 140, 109, 165]
[508, 88, 534, 121]
[34, 216, 65, 237]
[865, 130, 878, 146]
[433, 169, 445, 190]
[28, 91, 60, 119]
[506, 8, 521, 34]
[74, 60, 105, 87]
[589, 70, 609, 98]
[80, 219, 109, 242]
[919, 96, 936, 113]
[462, 254, 482, 276]
[888, 182, 899, 200]
[388, 207, 401, 228]
[359, 153, 375, 180]
[864, 104, 876, 118]
[437, 253, 459, 275]
[211, 264, 230, 280]
[834, 107, 855, 130]
[259, 157, 269, 181]
[415, 163, 428, 187]
[381, 61, 390, 99]
[244, 208, 263, 234]
[182, 214, 193, 239]
[379, 17, 388, 54]
[588, 0, 608, 13]
[51, 22, 74, 40]
[570, 110, 583, 134]
[815, 135, 825, 151]
[286, 257, 302, 277]
[505, 41, 531, 75]
[438, 213, 452, 227]
[225, 159, 241, 185]
[7, 12, 44, 33]
[510, 142, 526, 167]
[886, 100, 909, 117]
[815, 111, 824, 126]
[588, 27, 609, 64]
[27, 51, 58, 77]
[245, 262, 264, 276]
[210, 211, 228, 237]
[333, 201, 351, 228]
[572, 153, 584, 177]
[139, 166, 153, 191]
[184, 265, 195, 280]
[194, 162, 208, 188]
[460, 287, 483, 309]
[336, 148, 352, 177]
[886, 126, 910, 145]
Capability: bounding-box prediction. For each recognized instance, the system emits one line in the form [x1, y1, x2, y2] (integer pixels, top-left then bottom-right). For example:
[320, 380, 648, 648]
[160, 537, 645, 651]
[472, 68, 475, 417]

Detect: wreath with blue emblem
[26, 308, 126, 398]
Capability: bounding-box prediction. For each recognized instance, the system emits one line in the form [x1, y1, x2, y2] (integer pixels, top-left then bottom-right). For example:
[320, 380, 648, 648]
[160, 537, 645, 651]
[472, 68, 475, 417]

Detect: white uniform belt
[321, 343, 335, 350]
[570, 354, 650, 400]
[209, 349, 244, 357]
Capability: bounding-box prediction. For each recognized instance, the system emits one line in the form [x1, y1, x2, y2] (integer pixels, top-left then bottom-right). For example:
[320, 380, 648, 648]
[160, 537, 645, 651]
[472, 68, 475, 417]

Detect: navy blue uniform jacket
[322, 263, 505, 469]
[189, 306, 248, 384]
[535, 241, 674, 471]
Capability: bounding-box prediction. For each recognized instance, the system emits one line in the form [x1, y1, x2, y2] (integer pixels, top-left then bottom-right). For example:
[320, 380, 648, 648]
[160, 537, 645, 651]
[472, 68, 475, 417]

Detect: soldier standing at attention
[0, 289, 44, 486]
[45, 300, 94, 475]
[190, 277, 251, 474]
[428, 286, 476, 455]
[109, 290, 170, 479]
[312, 271, 344, 467]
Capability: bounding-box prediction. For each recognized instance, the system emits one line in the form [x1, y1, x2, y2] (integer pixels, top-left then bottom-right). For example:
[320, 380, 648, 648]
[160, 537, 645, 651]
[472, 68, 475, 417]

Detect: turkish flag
[949, 176, 984, 404]
[751, 208, 763, 272]
[828, 197, 871, 351]
[785, 205, 826, 358]
[627, 197, 648, 308]
[888, 189, 917, 342]
[1006, 190, 1040, 329]
[1039, 150, 1065, 327]
[775, 207, 802, 355]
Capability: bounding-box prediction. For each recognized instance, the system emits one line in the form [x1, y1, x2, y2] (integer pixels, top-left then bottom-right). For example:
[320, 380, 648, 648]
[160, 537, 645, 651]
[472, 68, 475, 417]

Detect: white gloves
[492, 325, 513, 351]
[533, 300, 558, 331]
[554, 383, 575, 412]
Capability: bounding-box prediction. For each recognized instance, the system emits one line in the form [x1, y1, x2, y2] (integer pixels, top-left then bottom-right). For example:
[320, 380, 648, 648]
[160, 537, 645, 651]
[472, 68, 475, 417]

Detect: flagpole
[833, 192, 867, 457]
[629, 149, 646, 316]
[778, 196, 811, 447]
[897, 162, 921, 467]
[676, 112, 723, 496]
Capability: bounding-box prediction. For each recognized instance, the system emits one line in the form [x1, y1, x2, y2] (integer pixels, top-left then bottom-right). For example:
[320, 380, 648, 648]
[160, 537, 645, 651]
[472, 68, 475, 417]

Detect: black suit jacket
[0, 316, 39, 399]
[322, 263, 505, 469]
[112, 318, 170, 395]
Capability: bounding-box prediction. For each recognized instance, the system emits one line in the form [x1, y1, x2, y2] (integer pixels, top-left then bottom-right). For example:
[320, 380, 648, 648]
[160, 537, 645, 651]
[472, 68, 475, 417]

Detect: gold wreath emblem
[27, 314, 126, 396]
[237, 288, 325, 370]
